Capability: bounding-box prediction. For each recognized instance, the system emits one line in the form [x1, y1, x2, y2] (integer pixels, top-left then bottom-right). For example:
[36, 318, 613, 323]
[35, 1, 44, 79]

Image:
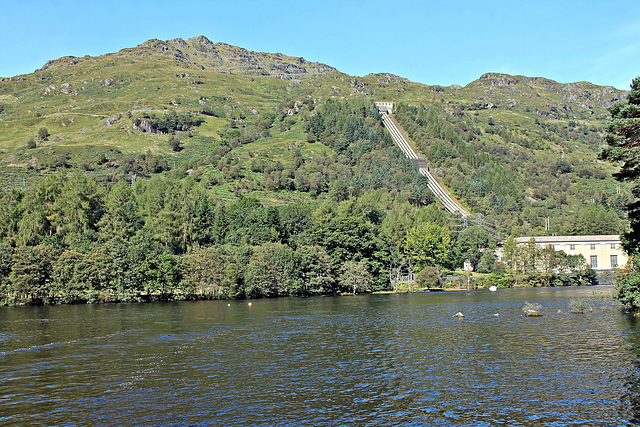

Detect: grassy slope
[0, 37, 629, 228]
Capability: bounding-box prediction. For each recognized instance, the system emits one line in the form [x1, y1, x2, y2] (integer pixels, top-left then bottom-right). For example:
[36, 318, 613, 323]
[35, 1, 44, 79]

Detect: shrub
[416, 266, 442, 288]
[168, 135, 182, 152]
[38, 127, 49, 142]
[569, 298, 593, 314]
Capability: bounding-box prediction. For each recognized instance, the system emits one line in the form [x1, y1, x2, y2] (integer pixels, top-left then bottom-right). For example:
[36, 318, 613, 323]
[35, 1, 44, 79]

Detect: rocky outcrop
[96, 36, 339, 79]
[472, 72, 626, 119]
[366, 73, 412, 85]
[133, 119, 157, 133]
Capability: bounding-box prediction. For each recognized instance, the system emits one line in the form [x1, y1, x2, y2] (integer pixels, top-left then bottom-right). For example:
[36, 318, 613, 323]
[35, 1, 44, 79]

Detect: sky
[1, 0, 639, 90]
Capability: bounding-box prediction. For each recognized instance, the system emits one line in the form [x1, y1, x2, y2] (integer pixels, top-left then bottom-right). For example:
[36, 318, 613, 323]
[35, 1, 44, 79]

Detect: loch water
[1, 285, 639, 426]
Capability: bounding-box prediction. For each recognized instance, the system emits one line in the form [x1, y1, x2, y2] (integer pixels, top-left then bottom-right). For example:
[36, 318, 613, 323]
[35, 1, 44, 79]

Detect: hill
[0, 35, 633, 304]
[0, 35, 629, 235]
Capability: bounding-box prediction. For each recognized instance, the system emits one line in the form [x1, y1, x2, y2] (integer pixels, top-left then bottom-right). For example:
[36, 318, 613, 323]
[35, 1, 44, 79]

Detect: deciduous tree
[339, 261, 372, 295]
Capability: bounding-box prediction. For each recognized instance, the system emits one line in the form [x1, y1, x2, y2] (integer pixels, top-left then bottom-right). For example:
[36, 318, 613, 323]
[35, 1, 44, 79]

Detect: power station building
[514, 235, 627, 271]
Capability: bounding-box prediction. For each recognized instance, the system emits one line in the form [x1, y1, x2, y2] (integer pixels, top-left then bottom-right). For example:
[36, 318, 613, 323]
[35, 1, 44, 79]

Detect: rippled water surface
[2, 286, 640, 426]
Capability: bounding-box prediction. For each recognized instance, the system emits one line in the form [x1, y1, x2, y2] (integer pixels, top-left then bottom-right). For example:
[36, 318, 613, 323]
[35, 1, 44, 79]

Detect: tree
[244, 245, 280, 298]
[52, 249, 113, 303]
[416, 266, 441, 289]
[616, 259, 640, 312]
[9, 244, 59, 304]
[600, 76, 640, 311]
[572, 204, 622, 236]
[38, 127, 49, 142]
[168, 134, 182, 152]
[97, 180, 141, 242]
[27, 138, 36, 149]
[453, 226, 493, 271]
[296, 245, 335, 295]
[55, 172, 104, 242]
[476, 250, 496, 274]
[180, 246, 227, 299]
[405, 222, 452, 269]
[339, 261, 372, 295]
[600, 76, 640, 252]
[103, 237, 142, 302]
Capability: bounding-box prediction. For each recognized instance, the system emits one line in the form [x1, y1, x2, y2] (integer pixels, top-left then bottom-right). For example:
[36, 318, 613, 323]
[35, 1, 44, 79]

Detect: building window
[611, 255, 618, 268]
[590, 244, 596, 250]
[611, 243, 617, 249]
[590, 255, 598, 269]
[569, 244, 576, 251]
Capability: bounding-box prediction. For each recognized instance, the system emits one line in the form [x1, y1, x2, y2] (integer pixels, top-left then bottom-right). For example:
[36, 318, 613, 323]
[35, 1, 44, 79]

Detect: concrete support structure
[374, 101, 395, 114]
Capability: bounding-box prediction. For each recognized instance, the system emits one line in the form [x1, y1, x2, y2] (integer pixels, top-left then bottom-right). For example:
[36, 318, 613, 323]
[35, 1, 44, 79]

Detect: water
[1, 286, 639, 426]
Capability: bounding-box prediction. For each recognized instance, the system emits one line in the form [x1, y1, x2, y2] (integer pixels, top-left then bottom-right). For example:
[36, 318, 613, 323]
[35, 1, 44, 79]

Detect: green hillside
[0, 36, 628, 235]
[0, 36, 633, 304]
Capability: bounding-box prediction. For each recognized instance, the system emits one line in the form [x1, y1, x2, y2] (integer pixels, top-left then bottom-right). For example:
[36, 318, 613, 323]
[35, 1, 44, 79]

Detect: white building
[374, 101, 394, 114]
[514, 235, 627, 271]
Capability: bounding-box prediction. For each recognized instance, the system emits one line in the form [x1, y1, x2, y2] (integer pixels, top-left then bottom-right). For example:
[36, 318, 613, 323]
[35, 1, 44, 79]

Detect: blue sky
[1, 0, 639, 90]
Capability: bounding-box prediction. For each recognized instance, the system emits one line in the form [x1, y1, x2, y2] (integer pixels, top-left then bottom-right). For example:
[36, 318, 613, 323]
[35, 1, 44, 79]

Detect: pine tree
[600, 76, 640, 252]
[601, 77, 640, 312]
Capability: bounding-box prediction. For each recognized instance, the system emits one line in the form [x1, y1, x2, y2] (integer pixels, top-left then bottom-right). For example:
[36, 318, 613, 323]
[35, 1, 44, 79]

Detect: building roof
[514, 235, 621, 244]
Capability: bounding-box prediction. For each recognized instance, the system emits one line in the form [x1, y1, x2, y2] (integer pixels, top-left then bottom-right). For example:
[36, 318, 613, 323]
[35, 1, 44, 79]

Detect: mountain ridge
[3, 36, 625, 99]
[30, 36, 339, 80]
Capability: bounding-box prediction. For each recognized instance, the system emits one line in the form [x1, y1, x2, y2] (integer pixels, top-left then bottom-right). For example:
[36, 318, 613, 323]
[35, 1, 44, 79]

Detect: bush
[38, 127, 49, 142]
[149, 111, 204, 133]
[416, 266, 442, 288]
[479, 273, 510, 289]
[168, 135, 182, 152]
[616, 255, 640, 313]
[569, 298, 593, 313]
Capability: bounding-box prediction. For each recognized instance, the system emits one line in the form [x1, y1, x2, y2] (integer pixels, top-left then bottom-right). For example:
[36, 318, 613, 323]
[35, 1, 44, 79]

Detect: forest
[0, 99, 605, 305]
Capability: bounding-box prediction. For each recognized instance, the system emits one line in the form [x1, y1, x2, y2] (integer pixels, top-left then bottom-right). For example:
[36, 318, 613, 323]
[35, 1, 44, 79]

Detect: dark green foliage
[309, 216, 391, 291]
[168, 134, 182, 152]
[476, 250, 496, 274]
[0, 171, 445, 304]
[395, 102, 624, 236]
[26, 138, 36, 149]
[601, 76, 640, 253]
[38, 127, 49, 142]
[600, 77, 640, 312]
[616, 255, 640, 312]
[416, 266, 442, 288]
[0, 243, 13, 284]
[453, 226, 494, 271]
[571, 204, 622, 235]
[9, 244, 59, 304]
[145, 110, 204, 133]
